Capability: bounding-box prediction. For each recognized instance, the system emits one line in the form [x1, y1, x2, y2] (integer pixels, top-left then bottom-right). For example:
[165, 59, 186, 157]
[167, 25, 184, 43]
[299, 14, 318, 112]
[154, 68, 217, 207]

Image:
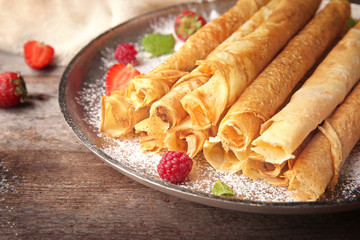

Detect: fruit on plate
[114, 43, 138, 65]
[157, 151, 193, 183]
[24, 40, 54, 69]
[105, 63, 140, 96]
[0, 72, 27, 108]
[174, 10, 206, 41]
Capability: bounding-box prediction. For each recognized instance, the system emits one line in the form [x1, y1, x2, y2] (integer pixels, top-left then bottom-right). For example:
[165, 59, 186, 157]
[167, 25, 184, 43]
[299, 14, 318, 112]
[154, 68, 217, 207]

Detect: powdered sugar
[75, 1, 360, 204]
[0, 160, 18, 204]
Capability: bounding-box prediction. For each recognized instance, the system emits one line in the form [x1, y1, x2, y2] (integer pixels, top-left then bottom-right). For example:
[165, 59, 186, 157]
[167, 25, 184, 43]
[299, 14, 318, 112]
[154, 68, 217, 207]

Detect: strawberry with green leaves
[174, 11, 206, 41]
[24, 40, 54, 69]
[0, 72, 27, 108]
[105, 64, 140, 96]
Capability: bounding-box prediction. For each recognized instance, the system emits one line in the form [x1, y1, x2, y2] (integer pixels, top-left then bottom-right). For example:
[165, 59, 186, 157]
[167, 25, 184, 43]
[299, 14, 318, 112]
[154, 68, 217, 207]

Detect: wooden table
[1, 16, 360, 240]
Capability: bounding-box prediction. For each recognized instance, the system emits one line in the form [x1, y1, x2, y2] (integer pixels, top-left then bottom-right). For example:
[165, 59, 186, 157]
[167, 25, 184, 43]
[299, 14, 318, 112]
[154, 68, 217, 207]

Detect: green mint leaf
[213, 179, 234, 197]
[142, 33, 175, 57]
[347, 18, 357, 28]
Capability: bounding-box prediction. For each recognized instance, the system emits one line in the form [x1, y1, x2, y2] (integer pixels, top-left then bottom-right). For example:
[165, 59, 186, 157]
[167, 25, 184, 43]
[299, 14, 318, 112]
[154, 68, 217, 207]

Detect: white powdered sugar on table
[76, 1, 360, 203]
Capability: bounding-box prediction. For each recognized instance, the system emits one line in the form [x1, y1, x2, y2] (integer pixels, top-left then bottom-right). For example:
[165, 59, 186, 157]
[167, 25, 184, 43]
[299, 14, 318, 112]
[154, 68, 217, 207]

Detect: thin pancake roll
[203, 137, 251, 173]
[163, 116, 219, 158]
[180, 0, 321, 129]
[126, 0, 270, 110]
[202, 0, 350, 175]
[135, 0, 281, 143]
[285, 79, 360, 201]
[100, 0, 270, 138]
[242, 136, 311, 186]
[217, 0, 350, 154]
[252, 21, 360, 165]
[100, 90, 149, 137]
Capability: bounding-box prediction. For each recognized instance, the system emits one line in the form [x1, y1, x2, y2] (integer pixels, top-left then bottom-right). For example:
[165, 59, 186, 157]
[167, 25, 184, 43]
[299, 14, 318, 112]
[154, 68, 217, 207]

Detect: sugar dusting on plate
[76, 1, 360, 203]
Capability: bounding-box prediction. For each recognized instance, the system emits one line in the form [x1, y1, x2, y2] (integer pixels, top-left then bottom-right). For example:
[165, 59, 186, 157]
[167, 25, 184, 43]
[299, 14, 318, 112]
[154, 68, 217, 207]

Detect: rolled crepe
[133, 68, 210, 151]
[181, 0, 321, 129]
[203, 126, 308, 183]
[163, 116, 218, 158]
[204, 137, 251, 174]
[134, 115, 168, 151]
[136, 115, 217, 157]
[243, 133, 312, 185]
[252, 21, 360, 164]
[242, 156, 288, 186]
[100, 90, 149, 137]
[149, 67, 211, 130]
[217, 0, 350, 153]
[285, 80, 360, 201]
[126, 0, 270, 110]
[141, 0, 281, 137]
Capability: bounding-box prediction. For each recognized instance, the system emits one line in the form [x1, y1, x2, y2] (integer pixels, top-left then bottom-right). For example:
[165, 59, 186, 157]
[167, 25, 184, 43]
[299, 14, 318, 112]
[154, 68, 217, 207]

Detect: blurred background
[0, 0, 195, 66]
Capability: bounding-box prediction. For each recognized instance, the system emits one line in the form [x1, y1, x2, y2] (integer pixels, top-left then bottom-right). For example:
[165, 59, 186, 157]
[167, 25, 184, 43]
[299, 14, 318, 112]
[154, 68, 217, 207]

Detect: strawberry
[174, 11, 206, 41]
[105, 64, 140, 96]
[0, 72, 27, 108]
[24, 40, 54, 69]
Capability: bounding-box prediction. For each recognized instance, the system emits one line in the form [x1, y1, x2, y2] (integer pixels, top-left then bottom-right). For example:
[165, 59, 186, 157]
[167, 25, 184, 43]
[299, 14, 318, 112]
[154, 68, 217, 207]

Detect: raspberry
[157, 151, 193, 183]
[114, 43, 137, 65]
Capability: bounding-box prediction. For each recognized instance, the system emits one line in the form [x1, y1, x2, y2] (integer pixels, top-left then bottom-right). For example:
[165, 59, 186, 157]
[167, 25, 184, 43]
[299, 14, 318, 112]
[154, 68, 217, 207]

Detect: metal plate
[59, 0, 360, 214]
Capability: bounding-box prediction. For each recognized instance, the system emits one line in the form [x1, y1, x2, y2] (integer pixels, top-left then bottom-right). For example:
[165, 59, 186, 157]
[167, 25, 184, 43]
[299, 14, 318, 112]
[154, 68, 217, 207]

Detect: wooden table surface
[1, 9, 360, 240]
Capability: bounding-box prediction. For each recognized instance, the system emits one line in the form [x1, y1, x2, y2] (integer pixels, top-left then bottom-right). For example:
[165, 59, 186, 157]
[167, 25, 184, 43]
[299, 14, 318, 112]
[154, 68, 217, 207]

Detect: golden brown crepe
[163, 116, 218, 158]
[285, 79, 360, 201]
[140, 0, 281, 138]
[203, 128, 309, 185]
[100, 90, 149, 137]
[216, 0, 350, 154]
[134, 0, 280, 153]
[100, 0, 270, 138]
[180, 0, 321, 129]
[203, 137, 250, 174]
[252, 20, 360, 165]
[242, 156, 288, 186]
[203, 0, 350, 179]
[136, 115, 218, 157]
[149, 67, 212, 131]
[126, 0, 270, 110]
[243, 134, 312, 186]
[134, 115, 168, 152]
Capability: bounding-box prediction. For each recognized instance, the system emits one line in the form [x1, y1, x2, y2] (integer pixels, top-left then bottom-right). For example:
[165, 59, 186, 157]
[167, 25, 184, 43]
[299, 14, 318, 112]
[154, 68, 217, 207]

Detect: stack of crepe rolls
[100, 0, 270, 138]
[134, 0, 281, 156]
[248, 19, 360, 190]
[203, 0, 350, 176]
[180, 0, 321, 129]
[127, 0, 271, 109]
[285, 79, 360, 201]
[251, 19, 360, 165]
[136, 0, 321, 157]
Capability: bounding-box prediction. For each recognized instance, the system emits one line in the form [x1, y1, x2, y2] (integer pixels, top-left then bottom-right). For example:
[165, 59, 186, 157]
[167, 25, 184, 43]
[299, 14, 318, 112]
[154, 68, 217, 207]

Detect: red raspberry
[157, 151, 193, 183]
[114, 43, 137, 65]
